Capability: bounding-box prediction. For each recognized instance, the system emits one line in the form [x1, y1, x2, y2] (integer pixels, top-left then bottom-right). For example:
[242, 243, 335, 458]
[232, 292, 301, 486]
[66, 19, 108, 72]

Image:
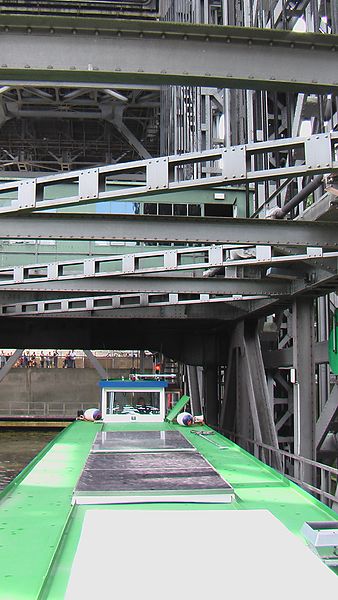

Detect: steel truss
[0, 1, 337, 499]
[0, 243, 336, 285]
[0, 132, 337, 215]
[0, 292, 265, 317]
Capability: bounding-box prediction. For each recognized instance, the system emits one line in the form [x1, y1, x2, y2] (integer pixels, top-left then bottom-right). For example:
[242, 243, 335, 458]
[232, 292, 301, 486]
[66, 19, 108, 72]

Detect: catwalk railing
[224, 431, 338, 509]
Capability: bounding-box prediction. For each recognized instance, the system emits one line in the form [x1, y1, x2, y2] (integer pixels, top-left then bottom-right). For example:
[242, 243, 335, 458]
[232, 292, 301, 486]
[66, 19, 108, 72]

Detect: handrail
[222, 429, 338, 508]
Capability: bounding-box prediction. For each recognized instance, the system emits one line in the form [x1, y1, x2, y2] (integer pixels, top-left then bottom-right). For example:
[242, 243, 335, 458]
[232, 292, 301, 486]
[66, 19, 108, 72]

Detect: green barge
[1, 379, 338, 599]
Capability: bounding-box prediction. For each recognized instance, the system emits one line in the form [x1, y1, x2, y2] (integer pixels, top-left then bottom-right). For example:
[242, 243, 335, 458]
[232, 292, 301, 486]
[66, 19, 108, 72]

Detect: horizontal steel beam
[263, 341, 329, 368]
[0, 276, 290, 295]
[0, 244, 336, 285]
[0, 17, 337, 92]
[0, 292, 262, 317]
[0, 213, 337, 248]
[0, 132, 337, 215]
[316, 387, 338, 449]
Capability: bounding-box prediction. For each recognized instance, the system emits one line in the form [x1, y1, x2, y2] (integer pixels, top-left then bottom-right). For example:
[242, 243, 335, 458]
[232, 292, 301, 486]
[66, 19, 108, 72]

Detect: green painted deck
[0, 421, 337, 599]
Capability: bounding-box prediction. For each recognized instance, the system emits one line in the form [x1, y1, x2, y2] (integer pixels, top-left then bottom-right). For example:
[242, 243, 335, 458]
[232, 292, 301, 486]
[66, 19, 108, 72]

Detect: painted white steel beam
[0, 132, 336, 215]
[0, 245, 336, 286]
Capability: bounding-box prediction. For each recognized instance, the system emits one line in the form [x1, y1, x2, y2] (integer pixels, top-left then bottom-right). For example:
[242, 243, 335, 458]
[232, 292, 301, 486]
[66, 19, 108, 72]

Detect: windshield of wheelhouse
[106, 391, 160, 416]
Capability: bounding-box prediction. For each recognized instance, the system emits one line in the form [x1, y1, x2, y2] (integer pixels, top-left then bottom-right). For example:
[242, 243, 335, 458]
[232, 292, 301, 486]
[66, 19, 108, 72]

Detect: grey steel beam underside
[0, 17, 337, 93]
[0, 293, 260, 318]
[264, 341, 329, 368]
[0, 258, 338, 316]
[0, 260, 335, 296]
[0, 132, 337, 215]
[0, 245, 337, 285]
[0, 213, 337, 248]
[0, 277, 291, 295]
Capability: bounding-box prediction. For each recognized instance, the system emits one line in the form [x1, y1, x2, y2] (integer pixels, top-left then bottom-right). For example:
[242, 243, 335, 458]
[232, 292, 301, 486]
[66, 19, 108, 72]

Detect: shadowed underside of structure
[0, 315, 234, 366]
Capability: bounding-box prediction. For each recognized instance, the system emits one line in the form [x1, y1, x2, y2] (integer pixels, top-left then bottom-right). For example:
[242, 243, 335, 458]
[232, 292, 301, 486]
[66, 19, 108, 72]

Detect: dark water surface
[0, 429, 61, 491]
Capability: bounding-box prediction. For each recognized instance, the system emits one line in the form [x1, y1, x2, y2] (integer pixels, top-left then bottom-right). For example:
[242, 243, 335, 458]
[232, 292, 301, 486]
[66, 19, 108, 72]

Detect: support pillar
[292, 299, 316, 481]
[203, 365, 219, 427]
[219, 322, 242, 434]
[186, 365, 203, 416]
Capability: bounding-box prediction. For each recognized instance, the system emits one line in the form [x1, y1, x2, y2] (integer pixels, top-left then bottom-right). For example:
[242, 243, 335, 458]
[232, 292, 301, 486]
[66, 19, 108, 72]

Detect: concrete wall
[0, 368, 133, 417]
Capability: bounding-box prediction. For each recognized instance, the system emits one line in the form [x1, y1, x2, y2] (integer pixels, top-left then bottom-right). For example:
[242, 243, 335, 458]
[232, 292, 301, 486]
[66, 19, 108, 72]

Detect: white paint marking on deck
[65, 509, 338, 600]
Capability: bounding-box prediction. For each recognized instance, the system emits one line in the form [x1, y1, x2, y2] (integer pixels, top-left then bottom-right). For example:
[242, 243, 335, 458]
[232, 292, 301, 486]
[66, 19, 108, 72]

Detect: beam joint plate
[79, 168, 98, 201]
[147, 157, 168, 191]
[122, 254, 135, 274]
[305, 135, 332, 169]
[222, 146, 246, 181]
[208, 245, 223, 266]
[17, 179, 36, 210]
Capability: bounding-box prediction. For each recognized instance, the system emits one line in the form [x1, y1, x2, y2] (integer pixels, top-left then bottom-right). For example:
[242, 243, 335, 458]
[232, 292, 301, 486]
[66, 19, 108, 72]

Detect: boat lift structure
[0, 1, 337, 511]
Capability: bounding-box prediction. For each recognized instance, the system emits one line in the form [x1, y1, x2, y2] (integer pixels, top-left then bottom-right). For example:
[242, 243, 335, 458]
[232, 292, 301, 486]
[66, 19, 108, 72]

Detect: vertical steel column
[219, 322, 243, 434]
[186, 365, 203, 416]
[236, 341, 252, 441]
[317, 296, 329, 413]
[292, 298, 316, 477]
[203, 365, 219, 427]
[219, 345, 238, 433]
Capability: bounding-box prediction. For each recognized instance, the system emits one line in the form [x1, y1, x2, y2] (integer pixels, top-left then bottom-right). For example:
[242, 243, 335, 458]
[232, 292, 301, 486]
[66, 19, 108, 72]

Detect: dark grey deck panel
[75, 451, 232, 492]
[92, 430, 194, 452]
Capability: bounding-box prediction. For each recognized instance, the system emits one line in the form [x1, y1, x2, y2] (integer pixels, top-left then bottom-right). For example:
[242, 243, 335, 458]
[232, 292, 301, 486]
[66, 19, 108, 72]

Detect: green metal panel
[0, 420, 337, 599]
[165, 394, 190, 422]
[329, 310, 338, 374]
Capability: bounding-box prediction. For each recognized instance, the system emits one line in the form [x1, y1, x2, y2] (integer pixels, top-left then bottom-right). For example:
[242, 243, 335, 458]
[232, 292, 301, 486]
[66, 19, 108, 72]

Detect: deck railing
[0, 401, 84, 418]
[223, 430, 338, 511]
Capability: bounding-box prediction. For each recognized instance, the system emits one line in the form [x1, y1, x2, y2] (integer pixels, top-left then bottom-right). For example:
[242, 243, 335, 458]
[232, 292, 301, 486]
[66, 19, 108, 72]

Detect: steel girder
[0, 132, 337, 215]
[292, 298, 316, 471]
[0, 245, 336, 286]
[0, 213, 337, 247]
[0, 276, 290, 295]
[0, 296, 250, 321]
[0, 257, 335, 307]
[0, 17, 337, 92]
[263, 341, 329, 368]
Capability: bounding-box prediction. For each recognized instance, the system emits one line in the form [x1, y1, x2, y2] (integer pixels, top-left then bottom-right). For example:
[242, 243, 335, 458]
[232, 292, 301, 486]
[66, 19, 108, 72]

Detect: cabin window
[106, 391, 160, 416]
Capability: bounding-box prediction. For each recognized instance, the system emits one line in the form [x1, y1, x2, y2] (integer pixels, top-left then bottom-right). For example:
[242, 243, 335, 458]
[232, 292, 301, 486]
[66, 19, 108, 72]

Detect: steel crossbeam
[0, 277, 290, 295]
[0, 133, 337, 215]
[0, 244, 336, 286]
[0, 16, 337, 93]
[0, 292, 267, 317]
[0, 213, 337, 248]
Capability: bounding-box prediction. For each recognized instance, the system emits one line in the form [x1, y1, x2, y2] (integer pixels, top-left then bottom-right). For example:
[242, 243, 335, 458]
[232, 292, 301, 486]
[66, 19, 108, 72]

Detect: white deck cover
[65, 509, 338, 599]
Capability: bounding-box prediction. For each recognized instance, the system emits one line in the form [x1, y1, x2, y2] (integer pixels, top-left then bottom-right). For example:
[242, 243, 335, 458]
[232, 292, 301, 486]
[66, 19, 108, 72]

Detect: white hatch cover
[65, 509, 338, 600]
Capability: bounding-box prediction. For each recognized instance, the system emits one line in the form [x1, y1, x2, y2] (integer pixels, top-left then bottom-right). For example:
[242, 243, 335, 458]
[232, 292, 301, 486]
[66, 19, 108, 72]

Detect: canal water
[0, 429, 61, 491]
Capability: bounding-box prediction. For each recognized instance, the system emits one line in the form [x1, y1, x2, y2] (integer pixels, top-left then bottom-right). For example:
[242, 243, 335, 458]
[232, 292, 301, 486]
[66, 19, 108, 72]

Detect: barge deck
[1, 419, 338, 598]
